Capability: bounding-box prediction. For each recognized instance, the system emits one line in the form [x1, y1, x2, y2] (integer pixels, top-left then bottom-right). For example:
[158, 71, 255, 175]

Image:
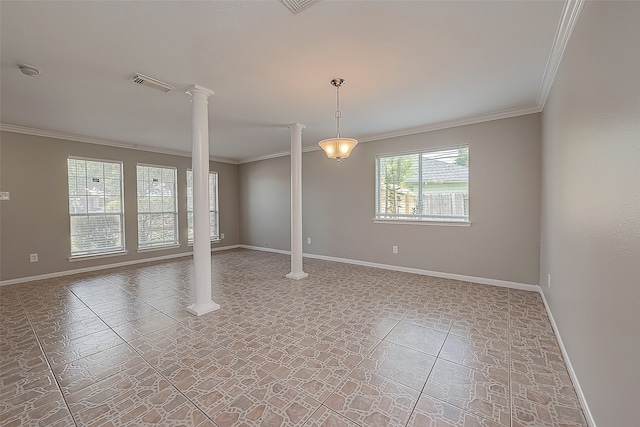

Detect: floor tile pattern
[0, 249, 587, 426]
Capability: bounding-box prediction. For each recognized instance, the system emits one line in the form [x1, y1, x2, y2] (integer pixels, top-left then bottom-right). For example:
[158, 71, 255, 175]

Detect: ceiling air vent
[280, 0, 321, 15]
[129, 73, 174, 93]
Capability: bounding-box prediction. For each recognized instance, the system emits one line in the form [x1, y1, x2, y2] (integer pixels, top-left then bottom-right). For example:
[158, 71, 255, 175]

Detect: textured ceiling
[0, 1, 567, 163]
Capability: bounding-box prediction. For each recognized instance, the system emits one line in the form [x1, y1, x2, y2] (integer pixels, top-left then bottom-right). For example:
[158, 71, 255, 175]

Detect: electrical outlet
[29, 253, 38, 263]
[547, 273, 551, 288]
[392, 245, 398, 254]
[0, 192, 9, 201]
[220, 233, 225, 240]
[307, 237, 311, 244]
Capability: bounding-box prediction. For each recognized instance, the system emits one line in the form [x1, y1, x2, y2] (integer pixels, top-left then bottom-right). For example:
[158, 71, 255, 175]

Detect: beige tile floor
[1, 249, 588, 426]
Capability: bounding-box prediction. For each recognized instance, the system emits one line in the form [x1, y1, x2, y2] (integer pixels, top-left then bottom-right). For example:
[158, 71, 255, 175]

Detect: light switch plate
[0, 192, 9, 201]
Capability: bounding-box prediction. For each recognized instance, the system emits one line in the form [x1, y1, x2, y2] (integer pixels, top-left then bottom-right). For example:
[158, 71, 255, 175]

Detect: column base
[186, 301, 221, 316]
[286, 271, 309, 280]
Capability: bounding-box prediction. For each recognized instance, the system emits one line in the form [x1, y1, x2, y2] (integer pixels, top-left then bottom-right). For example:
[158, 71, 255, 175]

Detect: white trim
[538, 289, 597, 427]
[238, 244, 291, 256]
[1, 104, 543, 168]
[68, 250, 129, 262]
[237, 105, 540, 164]
[212, 244, 239, 252]
[238, 245, 537, 292]
[239, 145, 321, 164]
[1, 0, 584, 172]
[0, 123, 238, 164]
[137, 244, 181, 253]
[537, 0, 585, 109]
[0, 245, 240, 286]
[357, 105, 541, 145]
[1, 252, 189, 286]
[304, 253, 538, 291]
[372, 220, 471, 227]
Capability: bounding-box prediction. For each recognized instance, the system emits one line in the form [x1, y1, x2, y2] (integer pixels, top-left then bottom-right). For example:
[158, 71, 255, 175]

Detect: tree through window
[375, 146, 469, 222]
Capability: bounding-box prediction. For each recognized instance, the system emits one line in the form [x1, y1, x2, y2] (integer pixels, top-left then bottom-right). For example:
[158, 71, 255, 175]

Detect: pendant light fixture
[318, 78, 358, 161]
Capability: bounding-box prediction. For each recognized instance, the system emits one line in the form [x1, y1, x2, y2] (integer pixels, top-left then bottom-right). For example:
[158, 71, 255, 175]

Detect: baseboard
[212, 244, 240, 252]
[0, 244, 241, 286]
[238, 244, 292, 256]
[538, 289, 597, 427]
[238, 245, 538, 292]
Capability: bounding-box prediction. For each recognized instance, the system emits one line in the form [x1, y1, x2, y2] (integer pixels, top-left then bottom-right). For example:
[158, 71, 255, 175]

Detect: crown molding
[238, 144, 321, 164]
[237, 104, 541, 164]
[358, 104, 542, 145]
[239, 0, 584, 164]
[0, 123, 239, 165]
[2, 1, 582, 167]
[537, 0, 585, 109]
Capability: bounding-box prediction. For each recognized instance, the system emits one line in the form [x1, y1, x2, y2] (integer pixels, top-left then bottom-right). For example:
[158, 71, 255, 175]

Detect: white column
[186, 85, 220, 316]
[286, 123, 308, 280]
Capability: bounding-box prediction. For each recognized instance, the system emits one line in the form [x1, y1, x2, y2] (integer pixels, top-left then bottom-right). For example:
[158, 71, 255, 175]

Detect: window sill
[372, 219, 471, 227]
[69, 250, 128, 262]
[187, 238, 221, 247]
[137, 244, 181, 253]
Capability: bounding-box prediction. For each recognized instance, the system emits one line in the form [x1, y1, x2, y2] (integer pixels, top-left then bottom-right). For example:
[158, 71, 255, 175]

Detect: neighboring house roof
[406, 158, 468, 183]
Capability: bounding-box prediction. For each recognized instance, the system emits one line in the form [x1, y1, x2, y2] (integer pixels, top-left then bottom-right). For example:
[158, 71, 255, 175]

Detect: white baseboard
[239, 246, 594, 423]
[238, 244, 291, 256]
[538, 290, 596, 427]
[238, 245, 538, 292]
[212, 244, 240, 252]
[0, 245, 241, 286]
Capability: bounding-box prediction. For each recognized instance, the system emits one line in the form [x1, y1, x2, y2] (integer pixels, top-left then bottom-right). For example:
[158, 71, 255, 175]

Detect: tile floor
[1, 249, 588, 426]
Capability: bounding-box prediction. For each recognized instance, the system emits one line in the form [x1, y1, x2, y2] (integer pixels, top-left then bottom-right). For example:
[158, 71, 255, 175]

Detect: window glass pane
[136, 165, 178, 249]
[377, 153, 419, 217]
[148, 167, 162, 182]
[103, 162, 120, 179]
[375, 146, 469, 222]
[162, 168, 175, 183]
[105, 196, 122, 213]
[164, 197, 175, 213]
[68, 158, 124, 256]
[104, 178, 121, 196]
[187, 212, 194, 242]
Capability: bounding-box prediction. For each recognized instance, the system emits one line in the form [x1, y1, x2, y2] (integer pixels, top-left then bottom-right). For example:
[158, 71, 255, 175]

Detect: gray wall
[238, 155, 291, 251]
[540, 2, 640, 425]
[239, 113, 541, 285]
[0, 131, 240, 282]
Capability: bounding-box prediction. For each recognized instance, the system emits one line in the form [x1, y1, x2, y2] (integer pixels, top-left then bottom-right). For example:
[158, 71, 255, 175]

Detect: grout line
[6, 256, 576, 427]
[62, 282, 219, 425]
[87, 300, 219, 425]
[16, 290, 80, 427]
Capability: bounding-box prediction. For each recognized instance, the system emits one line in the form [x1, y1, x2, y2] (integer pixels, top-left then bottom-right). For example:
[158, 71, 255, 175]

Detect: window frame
[67, 156, 127, 259]
[136, 163, 180, 251]
[374, 145, 470, 225]
[186, 170, 220, 244]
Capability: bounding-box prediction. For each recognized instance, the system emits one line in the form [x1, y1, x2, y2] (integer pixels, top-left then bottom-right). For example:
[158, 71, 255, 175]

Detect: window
[375, 146, 469, 222]
[137, 164, 178, 249]
[187, 170, 219, 243]
[67, 158, 125, 257]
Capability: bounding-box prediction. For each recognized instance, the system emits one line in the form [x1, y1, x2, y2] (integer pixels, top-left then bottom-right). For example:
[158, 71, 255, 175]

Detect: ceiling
[0, 1, 569, 163]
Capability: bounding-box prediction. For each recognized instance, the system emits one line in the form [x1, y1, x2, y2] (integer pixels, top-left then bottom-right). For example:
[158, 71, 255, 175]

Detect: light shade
[318, 137, 358, 160]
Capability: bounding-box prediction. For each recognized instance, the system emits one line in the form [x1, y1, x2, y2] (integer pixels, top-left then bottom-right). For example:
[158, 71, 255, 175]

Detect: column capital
[186, 85, 214, 98]
[287, 123, 305, 131]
